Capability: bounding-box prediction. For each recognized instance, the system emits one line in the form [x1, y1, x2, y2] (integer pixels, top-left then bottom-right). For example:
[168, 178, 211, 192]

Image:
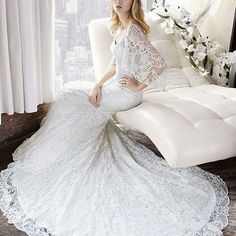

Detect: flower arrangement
[151, 0, 236, 87]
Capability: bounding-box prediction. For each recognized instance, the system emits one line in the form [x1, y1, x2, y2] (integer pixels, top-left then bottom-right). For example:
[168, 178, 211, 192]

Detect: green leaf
[203, 55, 208, 68]
[224, 64, 230, 70]
[189, 56, 197, 68]
[210, 65, 213, 76]
[156, 13, 170, 19]
[174, 20, 185, 30]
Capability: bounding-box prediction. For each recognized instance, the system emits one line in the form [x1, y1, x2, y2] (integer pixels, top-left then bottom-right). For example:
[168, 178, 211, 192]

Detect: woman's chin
[114, 9, 121, 13]
[114, 7, 125, 13]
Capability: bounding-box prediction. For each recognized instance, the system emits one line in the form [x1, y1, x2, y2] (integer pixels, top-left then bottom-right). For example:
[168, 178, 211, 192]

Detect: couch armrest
[88, 18, 113, 80]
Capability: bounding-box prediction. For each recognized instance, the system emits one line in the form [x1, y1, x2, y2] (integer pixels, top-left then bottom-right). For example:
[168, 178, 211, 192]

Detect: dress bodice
[109, 23, 168, 90]
[110, 26, 130, 82]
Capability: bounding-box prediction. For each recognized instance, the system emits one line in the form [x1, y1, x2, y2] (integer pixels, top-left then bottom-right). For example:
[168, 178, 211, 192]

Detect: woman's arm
[94, 64, 116, 88]
[136, 81, 148, 91]
[89, 56, 116, 107]
[89, 63, 116, 107]
[120, 24, 168, 90]
[119, 74, 147, 92]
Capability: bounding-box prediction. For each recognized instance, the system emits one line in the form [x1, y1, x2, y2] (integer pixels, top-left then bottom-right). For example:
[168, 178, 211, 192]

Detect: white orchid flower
[186, 27, 194, 38]
[194, 59, 200, 65]
[196, 44, 205, 51]
[151, 2, 234, 87]
[208, 51, 218, 61]
[197, 36, 209, 44]
[179, 39, 188, 49]
[224, 51, 236, 65]
[199, 70, 209, 76]
[209, 41, 224, 55]
[212, 64, 220, 76]
[193, 51, 206, 61]
[170, 6, 182, 21]
[166, 18, 175, 28]
[187, 44, 195, 52]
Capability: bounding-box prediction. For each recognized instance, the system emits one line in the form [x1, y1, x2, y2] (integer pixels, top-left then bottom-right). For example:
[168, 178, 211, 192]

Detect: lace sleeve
[121, 24, 168, 89]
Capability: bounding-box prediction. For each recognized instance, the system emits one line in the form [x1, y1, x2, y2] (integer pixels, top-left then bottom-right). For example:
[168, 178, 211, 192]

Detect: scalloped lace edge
[0, 130, 230, 236]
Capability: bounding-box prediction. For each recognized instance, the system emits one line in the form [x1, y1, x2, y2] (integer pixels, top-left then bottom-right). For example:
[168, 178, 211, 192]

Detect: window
[55, 0, 110, 94]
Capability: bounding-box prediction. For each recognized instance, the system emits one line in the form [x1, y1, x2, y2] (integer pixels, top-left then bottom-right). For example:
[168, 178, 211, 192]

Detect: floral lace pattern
[121, 24, 168, 88]
[0, 28, 230, 235]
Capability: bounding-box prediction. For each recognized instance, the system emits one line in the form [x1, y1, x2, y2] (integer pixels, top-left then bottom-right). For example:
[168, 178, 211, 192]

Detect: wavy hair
[108, 0, 150, 36]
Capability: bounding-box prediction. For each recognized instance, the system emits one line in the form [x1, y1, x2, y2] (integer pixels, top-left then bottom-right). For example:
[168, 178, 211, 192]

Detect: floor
[0, 129, 235, 236]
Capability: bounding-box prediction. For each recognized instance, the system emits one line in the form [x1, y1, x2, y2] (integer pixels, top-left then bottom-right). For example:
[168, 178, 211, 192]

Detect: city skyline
[55, 0, 110, 93]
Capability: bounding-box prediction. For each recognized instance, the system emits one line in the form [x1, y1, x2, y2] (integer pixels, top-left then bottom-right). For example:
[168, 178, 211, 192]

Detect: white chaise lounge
[88, 10, 236, 168]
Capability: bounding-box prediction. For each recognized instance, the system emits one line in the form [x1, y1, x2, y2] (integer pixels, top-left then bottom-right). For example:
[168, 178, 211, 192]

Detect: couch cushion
[151, 40, 182, 69]
[89, 7, 236, 168]
[113, 84, 236, 167]
[144, 67, 215, 93]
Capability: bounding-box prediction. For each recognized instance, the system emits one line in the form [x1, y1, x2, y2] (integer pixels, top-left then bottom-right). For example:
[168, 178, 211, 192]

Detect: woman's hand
[119, 75, 147, 92]
[88, 85, 101, 107]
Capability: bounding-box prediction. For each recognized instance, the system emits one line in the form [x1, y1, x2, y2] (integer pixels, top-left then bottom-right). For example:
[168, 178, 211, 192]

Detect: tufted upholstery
[88, 10, 236, 168]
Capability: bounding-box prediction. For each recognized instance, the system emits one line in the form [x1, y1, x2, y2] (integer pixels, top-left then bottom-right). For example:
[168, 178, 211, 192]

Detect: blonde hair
[108, 0, 150, 36]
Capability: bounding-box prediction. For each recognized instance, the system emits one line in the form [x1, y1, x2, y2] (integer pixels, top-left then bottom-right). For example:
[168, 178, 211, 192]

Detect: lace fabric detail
[0, 41, 230, 235]
[121, 24, 168, 89]
[110, 24, 168, 91]
[0, 162, 56, 236]
[109, 120, 230, 236]
[0, 116, 230, 236]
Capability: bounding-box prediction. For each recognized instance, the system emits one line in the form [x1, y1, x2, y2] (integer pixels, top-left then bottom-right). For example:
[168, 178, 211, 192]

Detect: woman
[0, 0, 229, 235]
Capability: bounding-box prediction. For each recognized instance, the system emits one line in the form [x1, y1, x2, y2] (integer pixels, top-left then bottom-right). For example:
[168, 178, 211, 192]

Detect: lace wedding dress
[0, 23, 230, 236]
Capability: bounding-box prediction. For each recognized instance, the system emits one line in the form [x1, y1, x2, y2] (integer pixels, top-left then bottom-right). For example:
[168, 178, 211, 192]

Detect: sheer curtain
[0, 0, 55, 125]
[55, 0, 110, 93]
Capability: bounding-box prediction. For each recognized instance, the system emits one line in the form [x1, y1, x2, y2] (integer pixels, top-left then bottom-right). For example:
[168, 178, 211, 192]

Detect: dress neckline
[114, 23, 139, 48]
[122, 22, 139, 30]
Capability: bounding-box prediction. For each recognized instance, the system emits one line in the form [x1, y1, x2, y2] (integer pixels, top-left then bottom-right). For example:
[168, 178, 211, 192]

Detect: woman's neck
[118, 14, 134, 30]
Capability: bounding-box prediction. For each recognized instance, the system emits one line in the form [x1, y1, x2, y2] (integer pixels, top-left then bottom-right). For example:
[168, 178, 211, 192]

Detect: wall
[0, 103, 52, 150]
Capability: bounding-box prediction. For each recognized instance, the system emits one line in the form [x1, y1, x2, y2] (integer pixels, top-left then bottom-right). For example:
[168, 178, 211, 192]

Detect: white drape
[0, 0, 55, 125]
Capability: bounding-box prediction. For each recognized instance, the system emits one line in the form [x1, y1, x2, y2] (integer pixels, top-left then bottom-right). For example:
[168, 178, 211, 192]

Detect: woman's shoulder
[126, 22, 142, 31]
[125, 22, 147, 41]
